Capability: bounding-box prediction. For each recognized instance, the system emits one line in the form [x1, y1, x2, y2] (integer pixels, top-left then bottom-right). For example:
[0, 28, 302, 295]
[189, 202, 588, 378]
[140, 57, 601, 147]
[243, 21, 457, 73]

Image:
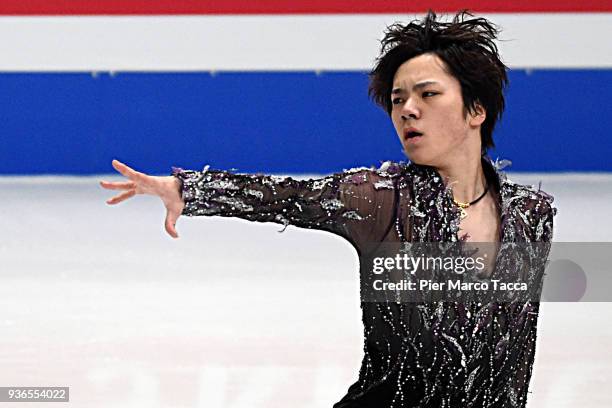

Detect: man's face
[390, 53, 483, 167]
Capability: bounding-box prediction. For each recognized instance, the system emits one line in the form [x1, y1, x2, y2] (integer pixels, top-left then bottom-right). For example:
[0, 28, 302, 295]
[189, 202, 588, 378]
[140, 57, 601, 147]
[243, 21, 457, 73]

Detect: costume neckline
[408, 155, 504, 196]
[404, 155, 510, 243]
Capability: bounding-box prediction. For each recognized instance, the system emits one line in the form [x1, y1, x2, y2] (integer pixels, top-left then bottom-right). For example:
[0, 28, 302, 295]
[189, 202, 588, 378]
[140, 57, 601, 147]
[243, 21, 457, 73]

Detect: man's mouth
[404, 128, 424, 141]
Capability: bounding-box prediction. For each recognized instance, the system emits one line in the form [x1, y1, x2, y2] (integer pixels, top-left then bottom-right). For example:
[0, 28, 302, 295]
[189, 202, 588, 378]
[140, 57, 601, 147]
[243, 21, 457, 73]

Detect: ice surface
[0, 172, 610, 407]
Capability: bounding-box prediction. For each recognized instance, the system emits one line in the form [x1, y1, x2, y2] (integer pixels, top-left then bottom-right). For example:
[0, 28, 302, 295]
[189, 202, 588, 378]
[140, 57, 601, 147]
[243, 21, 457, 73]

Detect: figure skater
[101, 10, 556, 407]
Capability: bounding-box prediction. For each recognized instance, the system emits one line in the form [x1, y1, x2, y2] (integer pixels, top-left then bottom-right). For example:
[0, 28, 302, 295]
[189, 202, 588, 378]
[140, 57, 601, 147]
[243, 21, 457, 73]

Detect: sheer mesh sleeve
[171, 164, 401, 253]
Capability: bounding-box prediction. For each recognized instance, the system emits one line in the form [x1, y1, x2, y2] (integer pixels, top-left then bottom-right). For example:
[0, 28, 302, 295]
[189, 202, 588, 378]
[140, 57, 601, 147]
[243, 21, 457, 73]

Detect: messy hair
[369, 10, 509, 153]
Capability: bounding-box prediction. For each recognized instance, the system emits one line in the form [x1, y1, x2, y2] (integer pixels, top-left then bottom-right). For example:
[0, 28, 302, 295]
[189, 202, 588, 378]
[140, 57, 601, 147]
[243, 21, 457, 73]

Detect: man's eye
[423, 91, 438, 98]
[392, 98, 403, 105]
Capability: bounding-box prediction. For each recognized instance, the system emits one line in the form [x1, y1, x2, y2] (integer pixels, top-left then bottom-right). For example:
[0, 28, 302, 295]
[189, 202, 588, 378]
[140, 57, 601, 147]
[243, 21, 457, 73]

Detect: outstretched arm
[101, 160, 400, 251]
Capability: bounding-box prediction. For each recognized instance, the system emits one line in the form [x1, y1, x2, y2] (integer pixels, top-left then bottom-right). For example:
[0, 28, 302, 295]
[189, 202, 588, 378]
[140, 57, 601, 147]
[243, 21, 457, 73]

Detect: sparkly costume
[172, 155, 556, 408]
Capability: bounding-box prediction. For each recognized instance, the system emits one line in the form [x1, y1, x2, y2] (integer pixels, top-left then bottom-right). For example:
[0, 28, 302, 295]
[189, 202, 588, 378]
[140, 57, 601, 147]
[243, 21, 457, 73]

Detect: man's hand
[100, 160, 185, 238]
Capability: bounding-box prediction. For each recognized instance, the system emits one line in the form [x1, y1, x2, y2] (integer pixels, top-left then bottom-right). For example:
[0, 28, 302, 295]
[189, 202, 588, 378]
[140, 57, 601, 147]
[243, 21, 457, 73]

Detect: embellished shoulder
[337, 160, 406, 191]
[504, 179, 557, 215]
[375, 160, 406, 178]
[369, 160, 405, 191]
[488, 156, 556, 217]
[500, 177, 557, 242]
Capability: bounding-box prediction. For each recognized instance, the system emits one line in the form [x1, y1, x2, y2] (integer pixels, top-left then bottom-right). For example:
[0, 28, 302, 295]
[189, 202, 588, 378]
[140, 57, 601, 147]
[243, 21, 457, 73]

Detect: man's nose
[400, 99, 420, 120]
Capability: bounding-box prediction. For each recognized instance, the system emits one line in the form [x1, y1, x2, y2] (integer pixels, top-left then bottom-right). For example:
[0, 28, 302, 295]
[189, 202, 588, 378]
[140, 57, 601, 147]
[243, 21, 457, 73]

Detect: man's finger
[112, 160, 146, 181]
[106, 189, 136, 205]
[99, 180, 136, 190]
[164, 210, 180, 239]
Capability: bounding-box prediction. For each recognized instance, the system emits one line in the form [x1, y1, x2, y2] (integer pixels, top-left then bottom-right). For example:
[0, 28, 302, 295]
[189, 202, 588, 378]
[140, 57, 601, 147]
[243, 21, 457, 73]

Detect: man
[102, 10, 556, 407]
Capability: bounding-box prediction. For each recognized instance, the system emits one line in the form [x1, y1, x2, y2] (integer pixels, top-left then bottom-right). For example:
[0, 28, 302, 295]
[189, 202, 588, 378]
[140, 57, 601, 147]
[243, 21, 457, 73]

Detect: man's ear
[469, 102, 486, 127]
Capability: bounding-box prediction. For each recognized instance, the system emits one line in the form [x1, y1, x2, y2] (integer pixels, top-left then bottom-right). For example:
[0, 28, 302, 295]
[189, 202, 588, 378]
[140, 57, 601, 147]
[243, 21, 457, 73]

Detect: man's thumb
[165, 211, 180, 239]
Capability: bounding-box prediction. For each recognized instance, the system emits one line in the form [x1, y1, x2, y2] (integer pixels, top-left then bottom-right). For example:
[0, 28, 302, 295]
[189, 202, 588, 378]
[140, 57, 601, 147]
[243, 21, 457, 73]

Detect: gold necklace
[453, 185, 489, 219]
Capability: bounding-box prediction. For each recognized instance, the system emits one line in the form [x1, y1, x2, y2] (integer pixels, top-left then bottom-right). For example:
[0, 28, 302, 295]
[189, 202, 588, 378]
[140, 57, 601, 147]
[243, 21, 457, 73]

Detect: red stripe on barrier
[0, 0, 611, 15]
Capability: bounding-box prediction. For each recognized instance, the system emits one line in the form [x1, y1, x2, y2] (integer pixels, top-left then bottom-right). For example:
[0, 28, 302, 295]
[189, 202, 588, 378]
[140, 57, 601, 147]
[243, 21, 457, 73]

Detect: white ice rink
[1, 172, 611, 407]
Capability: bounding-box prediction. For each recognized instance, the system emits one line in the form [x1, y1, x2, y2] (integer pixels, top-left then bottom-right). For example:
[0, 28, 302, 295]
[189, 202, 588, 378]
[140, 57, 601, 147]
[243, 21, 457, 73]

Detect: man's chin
[403, 151, 430, 166]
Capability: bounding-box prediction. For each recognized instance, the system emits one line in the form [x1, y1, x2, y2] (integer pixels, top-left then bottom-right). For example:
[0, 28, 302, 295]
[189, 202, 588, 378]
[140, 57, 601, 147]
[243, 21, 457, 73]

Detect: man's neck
[436, 153, 487, 204]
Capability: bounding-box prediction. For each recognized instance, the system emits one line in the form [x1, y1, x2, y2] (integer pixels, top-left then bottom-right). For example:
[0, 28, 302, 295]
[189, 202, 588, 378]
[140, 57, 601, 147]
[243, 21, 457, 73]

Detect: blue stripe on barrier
[1, 70, 610, 175]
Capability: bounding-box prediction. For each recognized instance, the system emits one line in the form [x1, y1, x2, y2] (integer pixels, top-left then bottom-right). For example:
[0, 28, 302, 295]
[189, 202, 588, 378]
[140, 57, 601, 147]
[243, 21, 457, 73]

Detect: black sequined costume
[172, 155, 557, 408]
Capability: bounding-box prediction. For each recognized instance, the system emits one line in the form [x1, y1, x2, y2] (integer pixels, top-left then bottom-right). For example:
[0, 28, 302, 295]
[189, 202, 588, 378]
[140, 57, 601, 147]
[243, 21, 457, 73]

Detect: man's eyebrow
[391, 81, 440, 94]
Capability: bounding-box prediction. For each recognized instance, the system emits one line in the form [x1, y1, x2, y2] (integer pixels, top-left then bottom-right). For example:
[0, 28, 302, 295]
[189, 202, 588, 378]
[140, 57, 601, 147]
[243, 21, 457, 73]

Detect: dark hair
[369, 10, 508, 153]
